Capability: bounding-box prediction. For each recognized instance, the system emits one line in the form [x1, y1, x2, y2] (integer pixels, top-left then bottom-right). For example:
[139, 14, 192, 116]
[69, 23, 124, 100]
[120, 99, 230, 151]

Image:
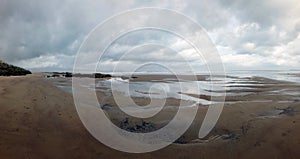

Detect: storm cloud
[0, 0, 299, 71]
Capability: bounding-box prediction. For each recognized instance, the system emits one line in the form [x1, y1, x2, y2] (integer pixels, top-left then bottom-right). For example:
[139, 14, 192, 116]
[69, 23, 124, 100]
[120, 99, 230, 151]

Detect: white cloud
[13, 54, 75, 71]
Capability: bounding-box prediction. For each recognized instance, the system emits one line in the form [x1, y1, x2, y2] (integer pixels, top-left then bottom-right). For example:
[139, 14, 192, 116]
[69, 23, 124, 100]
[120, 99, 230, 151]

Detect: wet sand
[1, 73, 300, 158]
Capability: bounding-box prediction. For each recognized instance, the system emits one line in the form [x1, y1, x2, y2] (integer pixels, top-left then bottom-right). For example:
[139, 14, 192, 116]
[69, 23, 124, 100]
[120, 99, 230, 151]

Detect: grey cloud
[0, 0, 123, 62]
[0, 0, 299, 71]
[218, 0, 291, 27]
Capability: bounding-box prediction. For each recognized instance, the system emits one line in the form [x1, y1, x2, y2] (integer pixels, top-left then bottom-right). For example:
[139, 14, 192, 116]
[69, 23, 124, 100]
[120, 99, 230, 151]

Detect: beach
[1, 73, 300, 159]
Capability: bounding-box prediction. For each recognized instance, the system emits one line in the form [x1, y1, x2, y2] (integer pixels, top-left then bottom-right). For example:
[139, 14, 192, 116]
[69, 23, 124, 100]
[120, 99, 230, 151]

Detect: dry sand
[1, 73, 300, 159]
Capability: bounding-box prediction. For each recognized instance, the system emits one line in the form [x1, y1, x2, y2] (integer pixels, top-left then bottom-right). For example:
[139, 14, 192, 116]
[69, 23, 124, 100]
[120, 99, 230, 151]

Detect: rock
[119, 119, 157, 133]
[119, 118, 129, 129]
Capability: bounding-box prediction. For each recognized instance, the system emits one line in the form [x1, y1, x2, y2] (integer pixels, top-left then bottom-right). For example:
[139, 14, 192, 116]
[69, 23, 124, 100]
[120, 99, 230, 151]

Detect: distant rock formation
[45, 72, 112, 78]
[0, 60, 32, 76]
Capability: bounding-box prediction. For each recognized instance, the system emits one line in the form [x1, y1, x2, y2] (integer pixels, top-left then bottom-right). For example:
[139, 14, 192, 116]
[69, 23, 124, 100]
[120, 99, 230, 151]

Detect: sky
[0, 0, 300, 72]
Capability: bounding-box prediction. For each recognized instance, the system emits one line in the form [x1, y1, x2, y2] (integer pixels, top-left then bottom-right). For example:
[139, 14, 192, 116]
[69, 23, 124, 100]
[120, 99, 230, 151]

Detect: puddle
[257, 109, 284, 118]
[55, 84, 73, 93]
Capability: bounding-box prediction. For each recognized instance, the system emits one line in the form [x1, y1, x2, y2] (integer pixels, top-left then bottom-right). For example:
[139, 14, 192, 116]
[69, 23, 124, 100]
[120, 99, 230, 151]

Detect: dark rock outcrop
[119, 118, 157, 133]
